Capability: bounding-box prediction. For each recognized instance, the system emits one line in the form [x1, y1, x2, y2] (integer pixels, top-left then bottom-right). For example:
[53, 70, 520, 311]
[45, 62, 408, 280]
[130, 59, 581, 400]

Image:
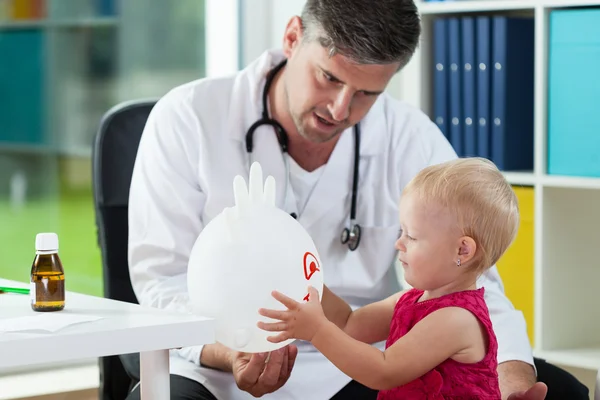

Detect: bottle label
[30, 281, 36, 304]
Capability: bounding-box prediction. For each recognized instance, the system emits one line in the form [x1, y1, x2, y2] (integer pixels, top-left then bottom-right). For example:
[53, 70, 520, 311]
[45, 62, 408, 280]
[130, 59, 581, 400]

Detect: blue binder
[490, 17, 534, 171]
[548, 9, 600, 177]
[433, 18, 449, 140]
[447, 18, 463, 157]
[0, 29, 45, 145]
[476, 16, 491, 160]
[96, 0, 117, 16]
[461, 17, 477, 157]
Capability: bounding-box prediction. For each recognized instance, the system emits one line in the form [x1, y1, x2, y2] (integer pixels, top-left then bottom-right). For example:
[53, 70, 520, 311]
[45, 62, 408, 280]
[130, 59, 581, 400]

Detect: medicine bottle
[30, 232, 65, 312]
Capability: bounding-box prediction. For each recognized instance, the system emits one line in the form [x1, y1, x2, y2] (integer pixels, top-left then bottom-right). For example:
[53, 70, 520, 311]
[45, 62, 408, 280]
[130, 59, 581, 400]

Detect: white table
[0, 279, 214, 399]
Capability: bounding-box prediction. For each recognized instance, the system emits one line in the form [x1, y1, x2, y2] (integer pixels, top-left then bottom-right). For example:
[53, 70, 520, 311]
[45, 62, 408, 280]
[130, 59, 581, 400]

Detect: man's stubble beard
[284, 84, 345, 144]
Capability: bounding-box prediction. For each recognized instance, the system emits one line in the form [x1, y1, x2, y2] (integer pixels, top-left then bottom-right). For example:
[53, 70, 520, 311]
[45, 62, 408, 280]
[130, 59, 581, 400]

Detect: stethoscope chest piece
[341, 223, 361, 251]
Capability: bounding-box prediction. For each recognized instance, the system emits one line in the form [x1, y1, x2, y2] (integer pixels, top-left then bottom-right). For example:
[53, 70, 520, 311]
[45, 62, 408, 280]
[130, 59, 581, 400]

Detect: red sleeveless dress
[377, 288, 501, 400]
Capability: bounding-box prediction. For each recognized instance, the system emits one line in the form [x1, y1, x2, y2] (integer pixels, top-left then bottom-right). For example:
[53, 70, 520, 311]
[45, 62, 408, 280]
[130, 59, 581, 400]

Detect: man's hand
[232, 344, 298, 397]
[507, 382, 548, 400]
[498, 360, 547, 400]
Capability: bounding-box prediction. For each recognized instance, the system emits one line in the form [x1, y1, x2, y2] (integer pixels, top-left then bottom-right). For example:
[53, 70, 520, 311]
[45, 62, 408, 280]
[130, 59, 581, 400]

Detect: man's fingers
[279, 346, 289, 381]
[526, 382, 548, 399]
[257, 321, 288, 332]
[236, 352, 267, 388]
[287, 345, 298, 375]
[507, 382, 548, 400]
[272, 290, 299, 309]
[258, 348, 286, 388]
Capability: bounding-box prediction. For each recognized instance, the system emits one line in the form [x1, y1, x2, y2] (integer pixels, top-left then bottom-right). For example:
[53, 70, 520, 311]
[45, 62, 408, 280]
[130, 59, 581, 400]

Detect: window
[0, 0, 237, 298]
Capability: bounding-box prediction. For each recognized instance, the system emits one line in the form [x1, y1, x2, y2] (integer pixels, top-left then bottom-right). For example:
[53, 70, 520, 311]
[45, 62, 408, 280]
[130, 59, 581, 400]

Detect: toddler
[257, 157, 521, 399]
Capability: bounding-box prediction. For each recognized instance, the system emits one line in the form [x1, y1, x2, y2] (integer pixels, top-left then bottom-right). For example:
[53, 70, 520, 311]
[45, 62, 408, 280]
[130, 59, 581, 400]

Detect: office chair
[92, 99, 158, 400]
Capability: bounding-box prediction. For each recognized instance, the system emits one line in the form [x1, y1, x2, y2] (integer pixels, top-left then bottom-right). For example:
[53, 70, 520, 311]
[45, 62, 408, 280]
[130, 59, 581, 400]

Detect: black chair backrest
[92, 99, 157, 400]
[93, 99, 156, 304]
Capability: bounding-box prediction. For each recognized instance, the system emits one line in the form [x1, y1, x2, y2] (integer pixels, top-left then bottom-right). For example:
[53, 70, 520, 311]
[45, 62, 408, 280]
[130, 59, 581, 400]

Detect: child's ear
[457, 236, 476, 265]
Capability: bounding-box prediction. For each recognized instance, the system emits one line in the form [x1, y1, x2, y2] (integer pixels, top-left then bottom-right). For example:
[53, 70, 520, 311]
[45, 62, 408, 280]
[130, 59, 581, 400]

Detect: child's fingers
[258, 308, 287, 320]
[307, 285, 320, 302]
[266, 332, 291, 343]
[257, 321, 288, 332]
[271, 290, 299, 309]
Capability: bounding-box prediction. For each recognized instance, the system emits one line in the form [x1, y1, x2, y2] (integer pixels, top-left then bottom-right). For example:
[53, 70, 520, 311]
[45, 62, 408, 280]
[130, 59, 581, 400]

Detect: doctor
[126, 0, 558, 399]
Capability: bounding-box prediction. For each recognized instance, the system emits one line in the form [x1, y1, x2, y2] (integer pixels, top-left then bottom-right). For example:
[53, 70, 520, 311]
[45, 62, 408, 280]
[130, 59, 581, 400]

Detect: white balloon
[187, 162, 324, 353]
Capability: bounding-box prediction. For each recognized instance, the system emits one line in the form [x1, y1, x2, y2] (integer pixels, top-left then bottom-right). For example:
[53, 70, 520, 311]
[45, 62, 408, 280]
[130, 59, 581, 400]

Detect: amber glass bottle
[30, 233, 65, 312]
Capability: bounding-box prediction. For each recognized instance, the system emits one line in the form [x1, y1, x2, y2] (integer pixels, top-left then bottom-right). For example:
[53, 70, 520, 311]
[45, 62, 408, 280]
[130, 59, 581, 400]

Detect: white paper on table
[0, 313, 104, 334]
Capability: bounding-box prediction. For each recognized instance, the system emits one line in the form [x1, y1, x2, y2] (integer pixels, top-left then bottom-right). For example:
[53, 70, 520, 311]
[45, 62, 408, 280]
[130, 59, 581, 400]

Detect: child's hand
[257, 286, 328, 343]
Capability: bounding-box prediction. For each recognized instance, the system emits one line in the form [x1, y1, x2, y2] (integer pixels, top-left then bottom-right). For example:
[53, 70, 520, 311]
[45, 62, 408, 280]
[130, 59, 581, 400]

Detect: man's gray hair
[300, 0, 421, 69]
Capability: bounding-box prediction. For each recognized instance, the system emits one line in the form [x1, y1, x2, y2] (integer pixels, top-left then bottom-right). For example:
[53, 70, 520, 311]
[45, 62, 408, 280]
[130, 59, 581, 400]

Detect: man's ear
[282, 16, 303, 57]
[457, 236, 476, 266]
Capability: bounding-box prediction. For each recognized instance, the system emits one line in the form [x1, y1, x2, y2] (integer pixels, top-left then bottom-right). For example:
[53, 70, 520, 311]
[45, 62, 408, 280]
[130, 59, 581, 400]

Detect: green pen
[0, 286, 30, 295]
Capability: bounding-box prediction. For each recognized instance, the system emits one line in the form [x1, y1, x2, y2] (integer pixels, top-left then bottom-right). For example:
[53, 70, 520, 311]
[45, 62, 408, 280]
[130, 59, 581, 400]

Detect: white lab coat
[128, 49, 533, 400]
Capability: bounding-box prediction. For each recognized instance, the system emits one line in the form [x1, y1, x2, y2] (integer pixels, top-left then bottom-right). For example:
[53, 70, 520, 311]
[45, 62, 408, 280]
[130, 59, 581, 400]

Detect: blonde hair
[403, 157, 520, 273]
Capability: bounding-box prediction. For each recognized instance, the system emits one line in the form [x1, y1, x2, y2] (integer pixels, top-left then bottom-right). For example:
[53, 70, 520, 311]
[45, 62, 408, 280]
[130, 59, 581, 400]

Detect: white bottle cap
[36, 233, 59, 252]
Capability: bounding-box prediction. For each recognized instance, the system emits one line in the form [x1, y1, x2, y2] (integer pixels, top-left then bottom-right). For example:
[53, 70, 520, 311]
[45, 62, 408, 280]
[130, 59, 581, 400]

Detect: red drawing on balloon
[303, 252, 320, 280]
[303, 293, 310, 302]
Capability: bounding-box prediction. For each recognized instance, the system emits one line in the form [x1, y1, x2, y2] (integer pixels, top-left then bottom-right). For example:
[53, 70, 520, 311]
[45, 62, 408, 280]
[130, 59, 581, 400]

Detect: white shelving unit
[0, 0, 122, 159]
[395, 0, 600, 392]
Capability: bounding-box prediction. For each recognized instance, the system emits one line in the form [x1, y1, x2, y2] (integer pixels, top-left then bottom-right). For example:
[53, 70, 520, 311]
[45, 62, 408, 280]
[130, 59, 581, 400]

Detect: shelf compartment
[538, 187, 600, 352]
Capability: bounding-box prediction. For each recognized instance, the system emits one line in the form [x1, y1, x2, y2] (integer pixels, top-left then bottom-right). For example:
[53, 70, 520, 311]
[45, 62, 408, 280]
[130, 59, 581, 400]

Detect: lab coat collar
[227, 49, 389, 157]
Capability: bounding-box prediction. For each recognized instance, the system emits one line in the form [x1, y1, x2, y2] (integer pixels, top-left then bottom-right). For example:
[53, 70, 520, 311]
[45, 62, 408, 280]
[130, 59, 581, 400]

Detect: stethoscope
[244, 59, 362, 251]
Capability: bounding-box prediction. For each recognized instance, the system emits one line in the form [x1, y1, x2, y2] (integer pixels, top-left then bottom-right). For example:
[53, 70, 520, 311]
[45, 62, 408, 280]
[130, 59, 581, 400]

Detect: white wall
[238, 0, 407, 102]
[240, 0, 305, 66]
[206, 0, 239, 77]
[269, 0, 306, 49]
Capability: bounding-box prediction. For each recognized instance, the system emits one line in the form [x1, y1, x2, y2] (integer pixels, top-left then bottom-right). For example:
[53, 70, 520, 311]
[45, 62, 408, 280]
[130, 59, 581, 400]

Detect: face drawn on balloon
[302, 251, 320, 302]
[303, 251, 320, 281]
[187, 162, 324, 353]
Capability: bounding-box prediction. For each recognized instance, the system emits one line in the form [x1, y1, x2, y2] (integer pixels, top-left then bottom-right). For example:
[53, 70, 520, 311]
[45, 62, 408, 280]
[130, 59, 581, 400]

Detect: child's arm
[258, 288, 481, 391]
[320, 285, 404, 344]
[320, 285, 352, 329]
[312, 306, 478, 390]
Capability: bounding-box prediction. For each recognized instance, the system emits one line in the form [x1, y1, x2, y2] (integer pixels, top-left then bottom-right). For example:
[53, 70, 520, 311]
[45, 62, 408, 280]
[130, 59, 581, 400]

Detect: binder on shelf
[9, 0, 45, 20]
[496, 186, 535, 346]
[548, 9, 600, 178]
[490, 16, 534, 171]
[447, 17, 463, 157]
[461, 16, 477, 157]
[476, 16, 491, 160]
[0, 29, 46, 145]
[96, 0, 117, 17]
[432, 18, 449, 140]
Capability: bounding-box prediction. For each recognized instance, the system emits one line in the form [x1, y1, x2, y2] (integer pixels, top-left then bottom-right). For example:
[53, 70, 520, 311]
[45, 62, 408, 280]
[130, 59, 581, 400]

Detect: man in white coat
[125, 0, 582, 399]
